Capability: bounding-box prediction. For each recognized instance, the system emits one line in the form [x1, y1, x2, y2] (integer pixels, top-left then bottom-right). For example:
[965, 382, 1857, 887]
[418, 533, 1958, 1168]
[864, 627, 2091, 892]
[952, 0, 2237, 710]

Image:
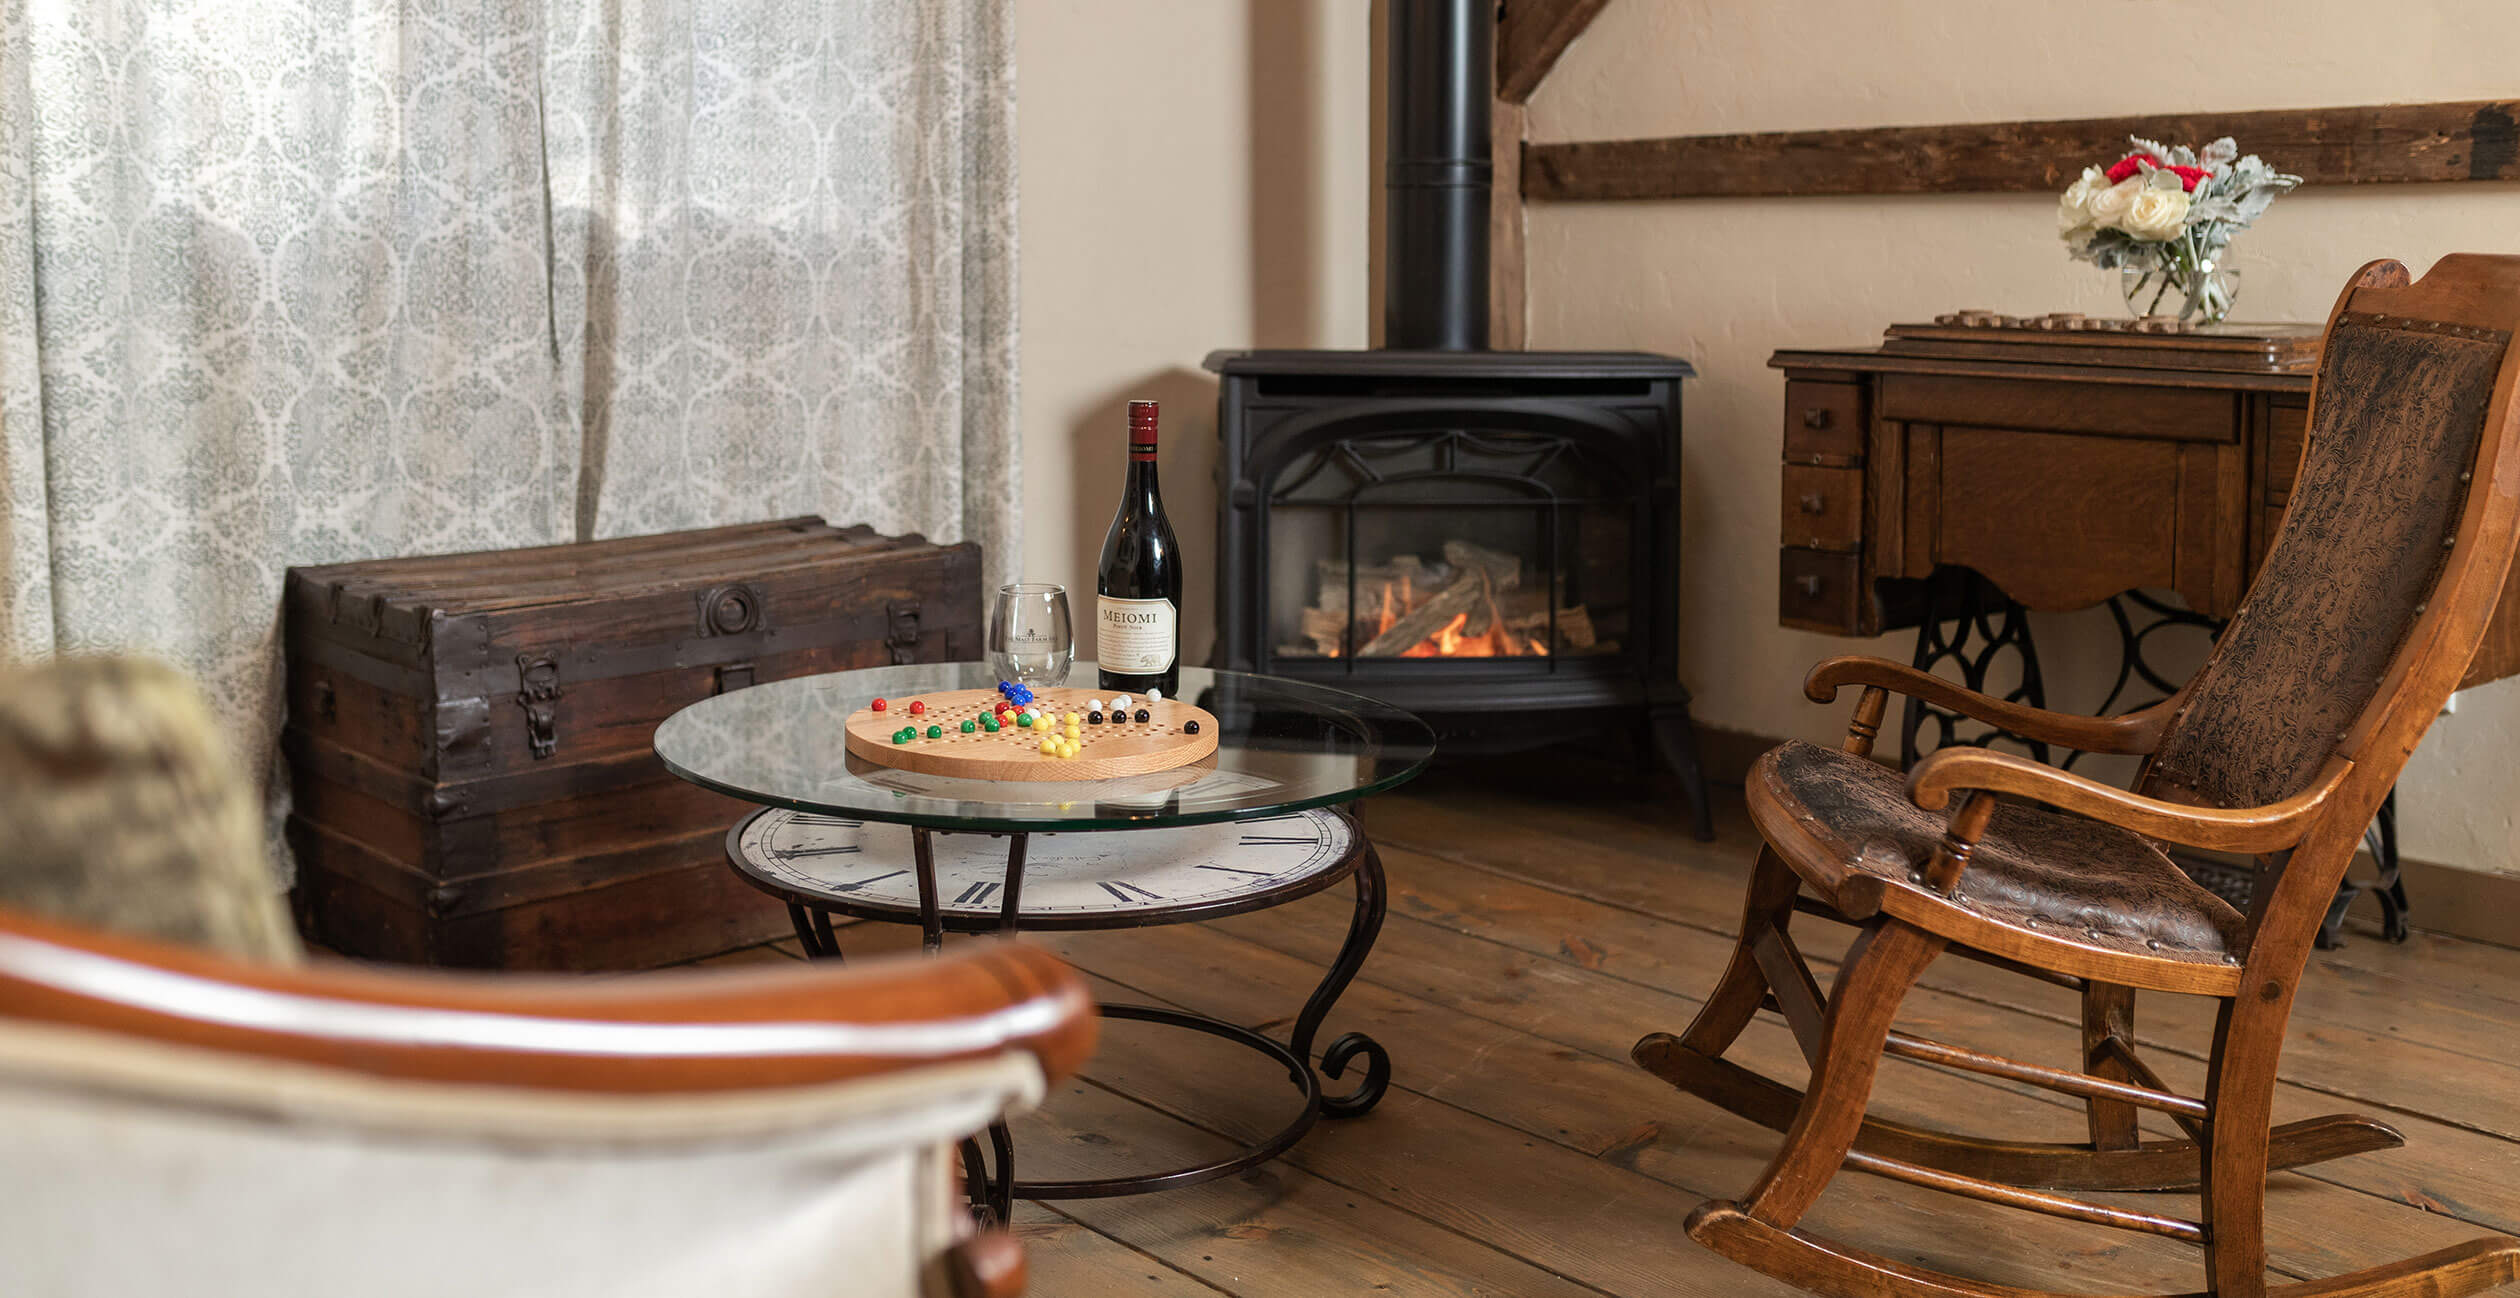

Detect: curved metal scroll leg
[957, 1136, 991, 1225]
[985, 1120, 1015, 1223]
[1287, 837, 1392, 1119]
[956, 1121, 1016, 1226]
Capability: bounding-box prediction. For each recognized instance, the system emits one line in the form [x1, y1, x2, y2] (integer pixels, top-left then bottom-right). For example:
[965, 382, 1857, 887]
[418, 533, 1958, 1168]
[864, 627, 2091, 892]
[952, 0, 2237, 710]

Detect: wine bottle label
[1097, 596, 1177, 672]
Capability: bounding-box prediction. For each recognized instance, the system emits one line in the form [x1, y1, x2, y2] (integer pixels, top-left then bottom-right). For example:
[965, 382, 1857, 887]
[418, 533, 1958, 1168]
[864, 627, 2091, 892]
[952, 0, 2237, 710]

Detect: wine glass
[988, 582, 1074, 686]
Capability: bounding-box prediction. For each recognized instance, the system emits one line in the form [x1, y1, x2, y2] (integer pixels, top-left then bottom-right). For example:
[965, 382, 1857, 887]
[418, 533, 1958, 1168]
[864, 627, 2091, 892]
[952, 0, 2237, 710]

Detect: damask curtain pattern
[0, 0, 1018, 859]
[544, 0, 1019, 550]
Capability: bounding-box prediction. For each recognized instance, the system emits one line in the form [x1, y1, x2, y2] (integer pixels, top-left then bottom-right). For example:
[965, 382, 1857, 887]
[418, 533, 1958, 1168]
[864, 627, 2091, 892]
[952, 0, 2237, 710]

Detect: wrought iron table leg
[953, 1123, 1017, 1227]
[1016, 832, 1393, 1197]
[911, 826, 944, 954]
[785, 823, 1392, 1207]
[997, 833, 1027, 934]
[1289, 838, 1393, 1118]
[786, 902, 843, 960]
[1012, 1004, 1326, 1199]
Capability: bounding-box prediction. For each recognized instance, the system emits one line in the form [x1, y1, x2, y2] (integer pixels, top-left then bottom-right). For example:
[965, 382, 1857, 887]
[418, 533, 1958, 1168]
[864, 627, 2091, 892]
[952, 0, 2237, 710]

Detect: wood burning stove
[1202, 0, 1709, 837]
[1207, 351, 1708, 837]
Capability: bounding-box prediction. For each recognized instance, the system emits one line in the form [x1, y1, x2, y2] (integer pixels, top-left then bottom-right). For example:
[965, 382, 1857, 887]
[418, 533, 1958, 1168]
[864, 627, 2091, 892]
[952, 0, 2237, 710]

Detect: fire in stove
[1282, 540, 1610, 661]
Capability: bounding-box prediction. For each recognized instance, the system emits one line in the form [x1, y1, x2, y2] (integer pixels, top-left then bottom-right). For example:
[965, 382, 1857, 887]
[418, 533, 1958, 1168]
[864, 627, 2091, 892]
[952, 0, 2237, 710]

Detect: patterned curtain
[0, 0, 1018, 850]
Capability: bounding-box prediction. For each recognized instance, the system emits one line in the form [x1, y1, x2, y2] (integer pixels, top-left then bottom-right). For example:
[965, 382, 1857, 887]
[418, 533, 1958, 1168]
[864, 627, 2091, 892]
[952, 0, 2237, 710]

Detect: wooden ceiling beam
[1496, 0, 1612, 104]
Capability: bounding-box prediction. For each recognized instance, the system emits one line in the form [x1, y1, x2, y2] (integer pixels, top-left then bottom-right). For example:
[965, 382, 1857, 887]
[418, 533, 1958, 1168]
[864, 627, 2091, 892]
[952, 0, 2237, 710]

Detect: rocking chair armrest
[1804, 656, 2175, 756]
[1907, 748, 2356, 856]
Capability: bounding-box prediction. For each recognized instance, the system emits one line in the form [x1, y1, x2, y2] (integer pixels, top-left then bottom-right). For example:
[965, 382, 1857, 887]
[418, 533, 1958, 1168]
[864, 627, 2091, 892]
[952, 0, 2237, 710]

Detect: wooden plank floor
[693, 760, 2520, 1296]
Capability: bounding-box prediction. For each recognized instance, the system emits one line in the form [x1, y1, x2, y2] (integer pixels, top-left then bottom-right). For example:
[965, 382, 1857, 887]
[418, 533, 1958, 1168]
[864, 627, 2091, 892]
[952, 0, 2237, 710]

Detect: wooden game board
[841, 686, 1219, 782]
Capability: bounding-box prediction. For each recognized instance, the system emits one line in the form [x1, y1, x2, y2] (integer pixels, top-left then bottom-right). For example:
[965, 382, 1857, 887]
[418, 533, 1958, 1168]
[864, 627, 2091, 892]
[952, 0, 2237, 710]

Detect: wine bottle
[1097, 399, 1182, 696]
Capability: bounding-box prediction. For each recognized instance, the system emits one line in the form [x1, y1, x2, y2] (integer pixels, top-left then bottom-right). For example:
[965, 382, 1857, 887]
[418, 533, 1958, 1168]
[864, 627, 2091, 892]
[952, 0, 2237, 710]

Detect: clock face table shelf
[653, 662, 1436, 1218]
[731, 808, 1359, 932]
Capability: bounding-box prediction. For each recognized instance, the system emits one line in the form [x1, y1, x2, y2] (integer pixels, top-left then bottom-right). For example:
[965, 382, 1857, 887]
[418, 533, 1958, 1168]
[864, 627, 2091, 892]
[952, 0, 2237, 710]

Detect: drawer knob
[1802, 406, 1834, 430]
[1798, 492, 1827, 514]
[1796, 574, 1824, 598]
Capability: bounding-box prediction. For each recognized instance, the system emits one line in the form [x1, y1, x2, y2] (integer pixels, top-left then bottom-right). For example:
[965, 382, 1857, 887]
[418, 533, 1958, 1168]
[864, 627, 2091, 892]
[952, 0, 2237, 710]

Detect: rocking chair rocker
[1642, 255, 2520, 1298]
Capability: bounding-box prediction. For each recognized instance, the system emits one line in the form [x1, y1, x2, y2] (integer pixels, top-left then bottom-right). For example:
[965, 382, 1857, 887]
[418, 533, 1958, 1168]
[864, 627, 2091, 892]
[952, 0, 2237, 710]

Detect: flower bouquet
[2057, 136, 2300, 325]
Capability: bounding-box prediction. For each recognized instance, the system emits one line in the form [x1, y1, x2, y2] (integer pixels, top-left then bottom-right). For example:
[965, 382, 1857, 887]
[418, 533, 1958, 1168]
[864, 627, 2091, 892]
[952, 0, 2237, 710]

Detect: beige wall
[1523, 0, 2520, 874]
[1014, 0, 1372, 669]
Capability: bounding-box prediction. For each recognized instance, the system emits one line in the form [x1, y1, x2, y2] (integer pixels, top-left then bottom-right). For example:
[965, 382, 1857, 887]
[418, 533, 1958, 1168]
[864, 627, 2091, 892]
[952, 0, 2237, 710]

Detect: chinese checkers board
[842, 684, 1218, 782]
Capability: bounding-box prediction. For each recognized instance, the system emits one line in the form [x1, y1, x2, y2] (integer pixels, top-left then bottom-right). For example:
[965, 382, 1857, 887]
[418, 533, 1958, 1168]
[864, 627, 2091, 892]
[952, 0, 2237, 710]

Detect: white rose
[2083, 176, 2144, 231]
[2056, 165, 2108, 239]
[2121, 184, 2193, 242]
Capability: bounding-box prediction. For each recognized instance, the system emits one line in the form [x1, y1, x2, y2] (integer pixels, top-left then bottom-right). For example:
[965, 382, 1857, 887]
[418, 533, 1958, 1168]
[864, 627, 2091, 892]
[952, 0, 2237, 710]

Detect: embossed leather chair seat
[1753, 740, 2246, 966]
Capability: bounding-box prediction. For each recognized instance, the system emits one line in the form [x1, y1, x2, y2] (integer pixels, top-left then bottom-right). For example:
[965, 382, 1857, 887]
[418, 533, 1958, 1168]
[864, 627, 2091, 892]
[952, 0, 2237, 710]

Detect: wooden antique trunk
[283, 517, 979, 969]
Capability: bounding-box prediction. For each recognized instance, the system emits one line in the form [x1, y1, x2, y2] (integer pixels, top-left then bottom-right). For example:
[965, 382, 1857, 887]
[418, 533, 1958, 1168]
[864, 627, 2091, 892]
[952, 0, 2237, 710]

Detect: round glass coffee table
[653, 662, 1434, 1220]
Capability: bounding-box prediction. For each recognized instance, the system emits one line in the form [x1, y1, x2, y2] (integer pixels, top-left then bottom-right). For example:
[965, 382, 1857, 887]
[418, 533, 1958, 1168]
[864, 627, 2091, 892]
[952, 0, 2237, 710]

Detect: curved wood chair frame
[0, 906, 1095, 1298]
[1640, 256, 2520, 1298]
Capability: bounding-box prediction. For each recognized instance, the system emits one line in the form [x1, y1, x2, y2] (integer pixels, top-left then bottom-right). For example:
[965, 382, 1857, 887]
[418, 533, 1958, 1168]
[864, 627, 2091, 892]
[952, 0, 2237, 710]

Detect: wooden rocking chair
[1641, 255, 2520, 1298]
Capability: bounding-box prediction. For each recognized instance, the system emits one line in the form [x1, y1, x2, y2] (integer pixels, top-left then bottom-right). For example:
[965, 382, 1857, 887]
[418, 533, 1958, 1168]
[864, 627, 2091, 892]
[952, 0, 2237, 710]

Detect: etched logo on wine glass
[989, 583, 1074, 686]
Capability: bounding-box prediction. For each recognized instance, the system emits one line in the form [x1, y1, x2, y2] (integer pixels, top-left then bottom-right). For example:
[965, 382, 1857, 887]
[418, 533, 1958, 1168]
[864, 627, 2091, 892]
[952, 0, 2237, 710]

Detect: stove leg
[1649, 701, 1717, 842]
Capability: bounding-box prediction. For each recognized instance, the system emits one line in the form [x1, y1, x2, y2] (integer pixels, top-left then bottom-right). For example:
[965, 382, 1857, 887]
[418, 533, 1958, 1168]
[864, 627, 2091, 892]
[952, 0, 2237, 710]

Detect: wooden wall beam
[1525, 99, 2520, 201]
[1488, 0, 1610, 346]
[1491, 99, 1528, 348]
[1497, 0, 1611, 105]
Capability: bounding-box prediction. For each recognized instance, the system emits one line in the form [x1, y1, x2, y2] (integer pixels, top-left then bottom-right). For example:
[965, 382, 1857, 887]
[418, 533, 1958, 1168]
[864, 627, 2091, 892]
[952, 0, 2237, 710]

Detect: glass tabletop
[653, 662, 1435, 831]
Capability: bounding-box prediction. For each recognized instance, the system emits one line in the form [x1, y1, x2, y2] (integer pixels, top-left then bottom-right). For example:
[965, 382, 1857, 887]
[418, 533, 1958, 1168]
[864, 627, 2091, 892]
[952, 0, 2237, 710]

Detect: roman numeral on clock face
[1099, 881, 1163, 903]
[777, 844, 862, 859]
[1198, 862, 1274, 877]
[955, 881, 1002, 906]
[1239, 835, 1313, 846]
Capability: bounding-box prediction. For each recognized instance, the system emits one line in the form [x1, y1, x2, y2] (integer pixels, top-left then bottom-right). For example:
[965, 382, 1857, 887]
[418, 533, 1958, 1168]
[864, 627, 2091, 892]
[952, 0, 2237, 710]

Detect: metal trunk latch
[716, 662, 756, 694]
[886, 599, 923, 665]
[515, 654, 562, 759]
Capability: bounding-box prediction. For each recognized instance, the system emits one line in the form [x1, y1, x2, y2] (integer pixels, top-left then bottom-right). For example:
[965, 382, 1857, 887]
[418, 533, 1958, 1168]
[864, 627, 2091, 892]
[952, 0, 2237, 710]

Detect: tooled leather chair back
[2141, 257, 2520, 814]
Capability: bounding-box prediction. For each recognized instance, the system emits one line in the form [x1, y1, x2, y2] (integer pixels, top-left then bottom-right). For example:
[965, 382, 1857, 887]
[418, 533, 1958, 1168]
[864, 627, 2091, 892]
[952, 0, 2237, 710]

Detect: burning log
[1496, 600, 1594, 649]
[1313, 555, 1446, 618]
[1299, 606, 1348, 656]
[1280, 541, 1602, 658]
[1358, 541, 1520, 656]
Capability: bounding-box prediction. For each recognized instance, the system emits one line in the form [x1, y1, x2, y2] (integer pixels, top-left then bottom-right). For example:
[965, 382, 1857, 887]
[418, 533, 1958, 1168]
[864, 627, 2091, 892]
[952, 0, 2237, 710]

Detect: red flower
[2104, 152, 2157, 183]
[2103, 152, 2212, 191]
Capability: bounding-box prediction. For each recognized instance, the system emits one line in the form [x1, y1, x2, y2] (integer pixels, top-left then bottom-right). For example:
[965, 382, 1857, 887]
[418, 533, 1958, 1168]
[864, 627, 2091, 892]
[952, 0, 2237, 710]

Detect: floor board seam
[1032, 1202, 1243, 1296]
[1054, 1068, 1631, 1298]
[1174, 904, 2517, 1256]
[1059, 940, 2331, 1291]
[1372, 838, 2520, 1145]
[1379, 814, 2520, 1025]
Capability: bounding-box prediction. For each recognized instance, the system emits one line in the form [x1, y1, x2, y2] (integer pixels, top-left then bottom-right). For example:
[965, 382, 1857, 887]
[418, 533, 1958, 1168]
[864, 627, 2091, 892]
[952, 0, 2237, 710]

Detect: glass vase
[2121, 257, 2240, 326]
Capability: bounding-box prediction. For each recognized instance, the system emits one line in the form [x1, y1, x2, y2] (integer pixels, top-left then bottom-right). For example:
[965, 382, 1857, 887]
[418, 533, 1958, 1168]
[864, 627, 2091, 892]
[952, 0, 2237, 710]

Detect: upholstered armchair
[0, 656, 1094, 1297]
[0, 905, 1093, 1298]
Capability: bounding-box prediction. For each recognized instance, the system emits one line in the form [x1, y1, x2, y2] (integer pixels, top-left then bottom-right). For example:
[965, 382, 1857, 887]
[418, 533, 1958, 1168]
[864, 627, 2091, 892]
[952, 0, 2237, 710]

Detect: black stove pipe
[1383, 0, 1491, 351]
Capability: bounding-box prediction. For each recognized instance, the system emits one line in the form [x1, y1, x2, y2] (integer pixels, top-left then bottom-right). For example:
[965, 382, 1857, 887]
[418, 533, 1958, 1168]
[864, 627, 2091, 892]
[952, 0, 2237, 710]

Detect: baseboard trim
[1696, 723, 1784, 786]
[2380, 856, 2520, 951]
[1697, 724, 2520, 951]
